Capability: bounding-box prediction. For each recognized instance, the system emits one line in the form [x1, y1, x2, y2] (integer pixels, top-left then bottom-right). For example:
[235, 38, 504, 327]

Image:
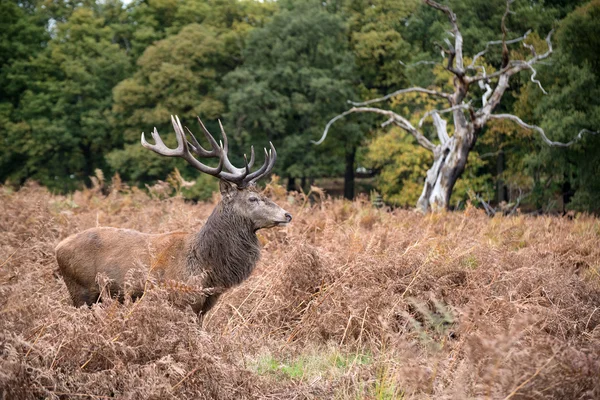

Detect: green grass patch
[251, 348, 372, 381]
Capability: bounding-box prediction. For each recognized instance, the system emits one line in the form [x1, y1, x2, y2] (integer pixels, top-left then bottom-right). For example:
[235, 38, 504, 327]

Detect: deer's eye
[248, 197, 259, 203]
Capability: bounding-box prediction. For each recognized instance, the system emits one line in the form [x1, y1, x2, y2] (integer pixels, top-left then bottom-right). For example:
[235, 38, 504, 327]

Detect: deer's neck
[188, 204, 260, 288]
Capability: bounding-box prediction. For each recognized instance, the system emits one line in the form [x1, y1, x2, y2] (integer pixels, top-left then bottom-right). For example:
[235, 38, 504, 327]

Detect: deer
[55, 116, 292, 316]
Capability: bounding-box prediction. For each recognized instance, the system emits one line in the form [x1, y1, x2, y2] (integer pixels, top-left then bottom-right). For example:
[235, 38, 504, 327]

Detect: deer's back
[56, 227, 191, 291]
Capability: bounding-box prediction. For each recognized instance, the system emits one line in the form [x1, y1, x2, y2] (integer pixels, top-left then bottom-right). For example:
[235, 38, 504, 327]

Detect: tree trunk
[496, 150, 507, 204]
[344, 146, 356, 200]
[287, 177, 296, 192]
[82, 144, 94, 187]
[561, 178, 574, 214]
[417, 128, 476, 212]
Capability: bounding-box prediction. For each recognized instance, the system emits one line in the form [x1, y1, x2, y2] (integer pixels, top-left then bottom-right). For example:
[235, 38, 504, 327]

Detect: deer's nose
[285, 213, 292, 223]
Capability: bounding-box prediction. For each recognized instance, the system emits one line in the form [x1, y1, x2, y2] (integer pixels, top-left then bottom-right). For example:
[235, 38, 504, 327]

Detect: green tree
[108, 0, 274, 193]
[513, 0, 600, 212]
[108, 23, 228, 184]
[344, 0, 418, 93]
[126, 0, 275, 59]
[225, 0, 357, 197]
[0, 0, 49, 185]
[0, 0, 48, 106]
[1, 6, 131, 191]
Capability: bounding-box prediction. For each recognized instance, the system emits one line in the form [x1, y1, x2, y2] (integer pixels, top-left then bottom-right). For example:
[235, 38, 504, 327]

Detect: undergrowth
[1, 180, 599, 399]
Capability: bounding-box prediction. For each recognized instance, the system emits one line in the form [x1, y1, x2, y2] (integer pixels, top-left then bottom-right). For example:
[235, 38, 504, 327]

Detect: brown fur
[55, 182, 291, 316]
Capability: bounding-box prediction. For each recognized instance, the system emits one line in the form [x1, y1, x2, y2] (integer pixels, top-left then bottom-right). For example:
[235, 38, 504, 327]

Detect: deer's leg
[191, 294, 222, 319]
[200, 294, 221, 316]
[62, 275, 99, 307]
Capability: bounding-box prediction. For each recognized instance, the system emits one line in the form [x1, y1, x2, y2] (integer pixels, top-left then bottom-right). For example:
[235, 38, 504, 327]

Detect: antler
[141, 115, 276, 188]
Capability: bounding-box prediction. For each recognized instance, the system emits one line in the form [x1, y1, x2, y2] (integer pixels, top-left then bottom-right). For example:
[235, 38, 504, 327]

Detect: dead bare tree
[314, 0, 597, 213]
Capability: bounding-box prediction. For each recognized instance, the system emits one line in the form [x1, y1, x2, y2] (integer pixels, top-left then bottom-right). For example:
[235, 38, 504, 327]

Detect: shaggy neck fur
[188, 202, 261, 288]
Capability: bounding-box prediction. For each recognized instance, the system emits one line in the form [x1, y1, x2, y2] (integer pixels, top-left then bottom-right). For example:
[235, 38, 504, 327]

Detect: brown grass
[1, 180, 599, 399]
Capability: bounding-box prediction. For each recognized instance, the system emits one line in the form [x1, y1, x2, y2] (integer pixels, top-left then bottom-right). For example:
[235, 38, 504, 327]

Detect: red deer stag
[56, 116, 292, 316]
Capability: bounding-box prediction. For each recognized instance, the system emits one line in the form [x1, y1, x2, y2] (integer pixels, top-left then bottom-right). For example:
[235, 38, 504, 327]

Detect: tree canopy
[225, 0, 357, 188]
[1, 0, 598, 212]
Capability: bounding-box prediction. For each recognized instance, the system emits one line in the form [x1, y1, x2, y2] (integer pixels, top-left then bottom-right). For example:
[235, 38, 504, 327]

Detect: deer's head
[219, 181, 291, 230]
[141, 116, 292, 231]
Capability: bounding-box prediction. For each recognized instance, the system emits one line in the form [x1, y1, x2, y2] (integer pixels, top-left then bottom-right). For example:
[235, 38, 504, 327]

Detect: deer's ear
[219, 180, 236, 198]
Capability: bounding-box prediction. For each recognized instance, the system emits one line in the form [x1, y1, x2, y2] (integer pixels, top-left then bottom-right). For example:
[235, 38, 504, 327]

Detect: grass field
[1, 180, 599, 399]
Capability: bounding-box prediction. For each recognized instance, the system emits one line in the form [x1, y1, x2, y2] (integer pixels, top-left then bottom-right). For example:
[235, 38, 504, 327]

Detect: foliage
[365, 127, 432, 206]
[0, 0, 48, 106]
[0, 0, 598, 211]
[511, 0, 600, 212]
[225, 0, 357, 181]
[344, 0, 419, 93]
[126, 0, 275, 58]
[0, 6, 131, 191]
[108, 23, 235, 186]
[108, 0, 275, 190]
[112, 23, 227, 137]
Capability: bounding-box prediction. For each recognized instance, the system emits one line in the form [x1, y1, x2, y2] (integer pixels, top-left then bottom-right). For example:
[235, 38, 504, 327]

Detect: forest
[1, 0, 599, 212]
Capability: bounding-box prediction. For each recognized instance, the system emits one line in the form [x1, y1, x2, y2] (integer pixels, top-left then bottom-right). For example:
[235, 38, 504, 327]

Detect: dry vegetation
[1, 179, 600, 399]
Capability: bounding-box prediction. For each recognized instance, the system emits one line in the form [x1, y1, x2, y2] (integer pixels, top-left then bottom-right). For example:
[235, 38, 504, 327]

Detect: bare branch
[348, 87, 453, 107]
[354, 107, 438, 151]
[526, 64, 548, 94]
[474, 65, 494, 106]
[434, 40, 453, 58]
[489, 114, 598, 147]
[481, 81, 493, 106]
[468, 56, 536, 84]
[479, 150, 503, 159]
[468, 64, 513, 83]
[508, 188, 525, 216]
[475, 30, 555, 120]
[399, 60, 440, 68]
[536, 29, 554, 62]
[312, 108, 357, 145]
[468, 29, 531, 70]
[510, 29, 554, 72]
[476, 192, 496, 216]
[418, 103, 471, 129]
[471, 65, 495, 109]
[467, 29, 531, 69]
[442, 38, 459, 75]
[500, 0, 515, 68]
[468, 29, 552, 85]
[381, 118, 395, 128]
[522, 41, 537, 58]
[474, 187, 526, 216]
[314, 107, 437, 152]
[424, 0, 464, 71]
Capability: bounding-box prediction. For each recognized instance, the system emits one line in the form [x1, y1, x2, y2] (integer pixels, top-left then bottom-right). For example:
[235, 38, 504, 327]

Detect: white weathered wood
[431, 112, 449, 145]
[347, 86, 453, 107]
[417, 103, 470, 130]
[314, 107, 438, 151]
[399, 60, 440, 68]
[424, 0, 464, 74]
[489, 114, 598, 147]
[468, 29, 531, 70]
[525, 64, 548, 94]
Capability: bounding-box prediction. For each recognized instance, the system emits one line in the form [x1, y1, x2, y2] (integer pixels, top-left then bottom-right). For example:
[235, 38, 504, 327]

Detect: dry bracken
[1, 181, 599, 399]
